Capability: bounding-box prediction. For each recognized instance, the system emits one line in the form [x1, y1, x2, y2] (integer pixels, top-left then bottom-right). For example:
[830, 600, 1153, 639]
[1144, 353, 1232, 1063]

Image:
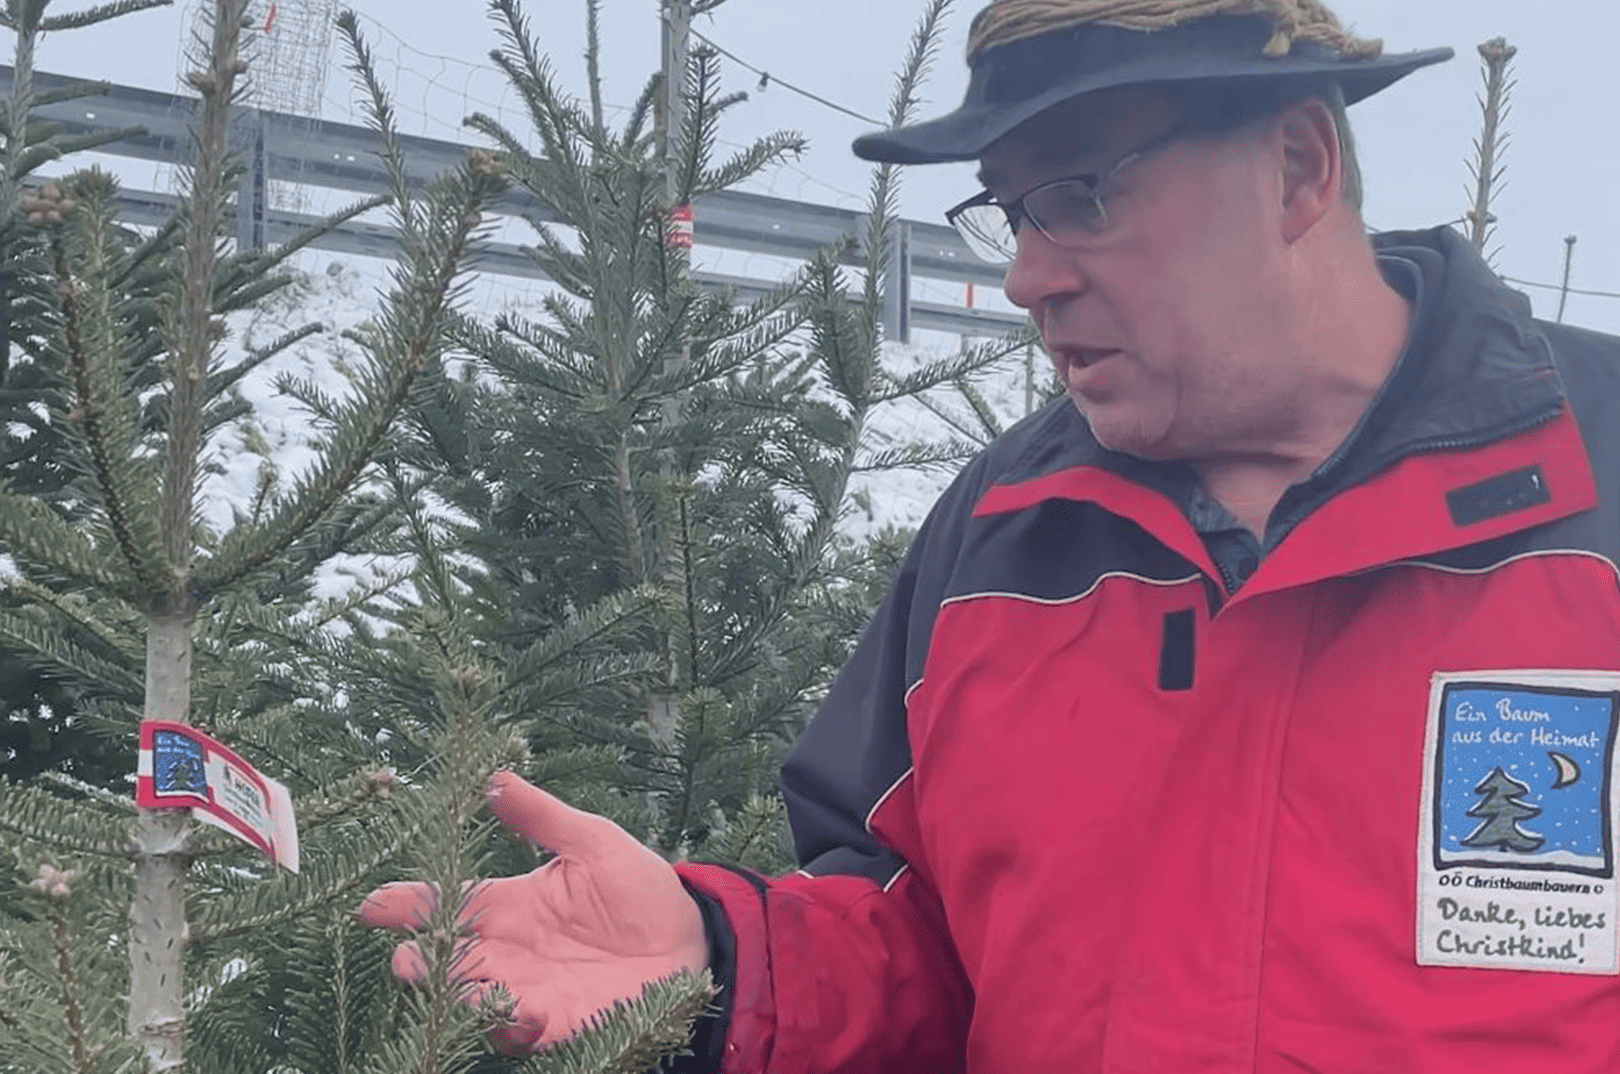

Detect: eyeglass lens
[954, 204, 1018, 264]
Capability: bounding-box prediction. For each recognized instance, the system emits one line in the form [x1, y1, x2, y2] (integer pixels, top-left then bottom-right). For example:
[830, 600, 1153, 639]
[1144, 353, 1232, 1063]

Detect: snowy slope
[201, 252, 1038, 558]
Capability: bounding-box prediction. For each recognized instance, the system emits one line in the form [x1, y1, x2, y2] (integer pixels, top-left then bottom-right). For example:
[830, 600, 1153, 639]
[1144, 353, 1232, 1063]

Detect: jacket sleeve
[673, 454, 997, 1073]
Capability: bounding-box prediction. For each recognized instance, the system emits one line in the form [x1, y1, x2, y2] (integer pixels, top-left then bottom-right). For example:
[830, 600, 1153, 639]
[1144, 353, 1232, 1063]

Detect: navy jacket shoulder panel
[780, 399, 1099, 879]
[1426, 316, 1620, 573]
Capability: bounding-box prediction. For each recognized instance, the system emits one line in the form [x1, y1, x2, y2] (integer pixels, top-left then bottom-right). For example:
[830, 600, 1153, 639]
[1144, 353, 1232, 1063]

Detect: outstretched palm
[360, 771, 709, 1053]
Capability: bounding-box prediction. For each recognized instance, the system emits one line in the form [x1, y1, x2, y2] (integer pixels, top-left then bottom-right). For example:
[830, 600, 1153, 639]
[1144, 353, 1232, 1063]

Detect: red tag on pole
[136, 721, 299, 872]
[665, 204, 695, 249]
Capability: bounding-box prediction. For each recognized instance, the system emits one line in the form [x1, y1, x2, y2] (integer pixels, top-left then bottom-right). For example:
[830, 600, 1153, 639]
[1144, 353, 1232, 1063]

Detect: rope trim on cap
[966, 0, 1383, 64]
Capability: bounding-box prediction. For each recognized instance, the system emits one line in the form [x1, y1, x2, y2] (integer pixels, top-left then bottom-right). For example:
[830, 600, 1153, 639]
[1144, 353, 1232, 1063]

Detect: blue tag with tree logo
[1419, 671, 1620, 975]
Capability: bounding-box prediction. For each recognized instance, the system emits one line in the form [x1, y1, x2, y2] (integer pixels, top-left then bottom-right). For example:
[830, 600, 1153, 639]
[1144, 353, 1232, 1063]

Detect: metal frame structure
[180, 0, 340, 212]
[9, 65, 1026, 341]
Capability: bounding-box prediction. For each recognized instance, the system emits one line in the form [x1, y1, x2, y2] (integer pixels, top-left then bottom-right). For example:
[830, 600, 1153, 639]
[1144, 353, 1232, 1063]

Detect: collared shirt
[1185, 252, 1426, 593]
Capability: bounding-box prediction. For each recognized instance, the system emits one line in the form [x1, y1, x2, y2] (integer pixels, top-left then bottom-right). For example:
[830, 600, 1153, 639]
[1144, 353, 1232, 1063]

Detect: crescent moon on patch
[1550, 751, 1582, 790]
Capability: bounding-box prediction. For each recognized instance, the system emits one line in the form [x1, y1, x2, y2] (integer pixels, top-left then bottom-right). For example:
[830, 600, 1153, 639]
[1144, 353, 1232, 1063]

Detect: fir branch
[50, 224, 162, 592]
[699, 128, 808, 198]
[6, 575, 144, 667]
[516, 744, 628, 791]
[2, 0, 42, 199]
[39, 0, 172, 33]
[0, 490, 142, 601]
[11, 124, 147, 177]
[269, 909, 397, 1074]
[335, 14, 415, 226]
[0, 606, 143, 701]
[501, 587, 663, 696]
[293, 766, 402, 831]
[110, 208, 184, 289]
[40, 771, 139, 814]
[486, 0, 586, 174]
[514, 970, 714, 1074]
[859, 0, 953, 315]
[871, 328, 1031, 403]
[26, 77, 113, 110]
[207, 321, 325, 398]
[195, 153, 507, 598]
[854, 440, 977, 474]
[227, 191, 392, 284]
[188, 809, 429, 945]
[44, 897, 93, 1074]
[617, 73, 660, 153]
[0, 782, 131, 858]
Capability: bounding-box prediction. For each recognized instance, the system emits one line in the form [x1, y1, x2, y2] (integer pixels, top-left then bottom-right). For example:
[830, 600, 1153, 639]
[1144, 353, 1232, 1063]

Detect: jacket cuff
[662, 881, 736, 1073]
[673, 861, 777, 1073]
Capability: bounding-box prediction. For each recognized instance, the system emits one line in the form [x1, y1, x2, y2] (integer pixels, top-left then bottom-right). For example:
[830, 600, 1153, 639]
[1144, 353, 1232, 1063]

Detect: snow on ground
[202, 259, 375, 535]
[201, 249, 1040, 570]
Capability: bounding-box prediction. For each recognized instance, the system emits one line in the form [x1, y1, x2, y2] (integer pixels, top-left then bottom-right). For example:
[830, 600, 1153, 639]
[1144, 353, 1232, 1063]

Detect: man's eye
[1037, 183, 1101, 223]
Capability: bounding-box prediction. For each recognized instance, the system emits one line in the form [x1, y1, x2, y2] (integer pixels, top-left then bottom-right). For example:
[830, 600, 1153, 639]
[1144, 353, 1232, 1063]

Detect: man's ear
[1276, 99, 1340, 243]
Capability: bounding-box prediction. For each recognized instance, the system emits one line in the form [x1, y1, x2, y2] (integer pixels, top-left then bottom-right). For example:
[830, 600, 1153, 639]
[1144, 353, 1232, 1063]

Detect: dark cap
[853, 14, 1452, 164]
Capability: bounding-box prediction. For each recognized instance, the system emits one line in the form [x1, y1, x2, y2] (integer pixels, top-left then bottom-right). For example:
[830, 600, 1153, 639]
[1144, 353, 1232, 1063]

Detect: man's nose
[1001, 226, 1086, 313]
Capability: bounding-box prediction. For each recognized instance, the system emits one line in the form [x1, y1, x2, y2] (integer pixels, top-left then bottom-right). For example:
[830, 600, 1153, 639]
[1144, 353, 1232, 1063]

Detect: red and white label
[136, 721, 299, 872]
[665, 204, 695, 249]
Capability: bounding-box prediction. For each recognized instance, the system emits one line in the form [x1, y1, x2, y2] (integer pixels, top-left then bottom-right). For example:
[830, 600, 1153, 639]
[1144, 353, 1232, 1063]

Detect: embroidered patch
[1419, 671, 1620, 974]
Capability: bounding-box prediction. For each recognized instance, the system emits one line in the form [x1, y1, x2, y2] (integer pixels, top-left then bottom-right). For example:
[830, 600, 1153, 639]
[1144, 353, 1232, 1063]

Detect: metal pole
[881, 221, 912, 345]
[1557, 235, 1578, 324]
[659, 0, 691, 216]
[1025, 341, 1035, 417]
[241, 112, 268, 251]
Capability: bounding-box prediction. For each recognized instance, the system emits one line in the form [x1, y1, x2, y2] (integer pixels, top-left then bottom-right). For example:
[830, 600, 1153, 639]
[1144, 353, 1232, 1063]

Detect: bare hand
[359, 771, 709, 1053]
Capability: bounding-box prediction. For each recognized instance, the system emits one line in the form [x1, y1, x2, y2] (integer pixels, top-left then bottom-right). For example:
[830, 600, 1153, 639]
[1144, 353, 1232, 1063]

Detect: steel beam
[6, 64, 1019, 338]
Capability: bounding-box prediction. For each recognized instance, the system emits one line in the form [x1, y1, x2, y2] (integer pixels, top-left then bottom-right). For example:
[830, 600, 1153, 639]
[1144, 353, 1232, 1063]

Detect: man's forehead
[975, 86, 1181, 189]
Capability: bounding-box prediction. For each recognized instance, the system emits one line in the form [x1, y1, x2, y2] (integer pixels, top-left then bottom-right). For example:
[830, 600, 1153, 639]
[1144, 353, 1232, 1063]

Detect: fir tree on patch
[1461, 767, 1546, 853]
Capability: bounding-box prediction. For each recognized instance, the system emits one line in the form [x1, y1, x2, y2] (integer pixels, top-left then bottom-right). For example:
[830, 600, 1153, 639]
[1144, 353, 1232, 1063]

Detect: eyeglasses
[945, 122, 1194, 265]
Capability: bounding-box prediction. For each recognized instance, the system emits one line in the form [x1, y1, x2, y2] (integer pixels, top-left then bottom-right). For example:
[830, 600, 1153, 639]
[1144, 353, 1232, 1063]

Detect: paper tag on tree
[665, 204, 694, 248]
[136, 721, 300, 872]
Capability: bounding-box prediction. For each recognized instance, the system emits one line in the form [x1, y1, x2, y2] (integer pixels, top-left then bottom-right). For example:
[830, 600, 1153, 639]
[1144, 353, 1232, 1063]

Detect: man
[363, 1, 1620, 1070]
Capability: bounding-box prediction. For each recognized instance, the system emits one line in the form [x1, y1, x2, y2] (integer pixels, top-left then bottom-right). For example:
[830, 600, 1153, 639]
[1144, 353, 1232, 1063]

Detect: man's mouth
[1060, 347, 1123, 369]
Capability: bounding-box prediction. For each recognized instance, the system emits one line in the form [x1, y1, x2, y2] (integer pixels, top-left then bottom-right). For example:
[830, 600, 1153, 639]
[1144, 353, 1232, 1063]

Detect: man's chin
[1073, 403, 1176, 461]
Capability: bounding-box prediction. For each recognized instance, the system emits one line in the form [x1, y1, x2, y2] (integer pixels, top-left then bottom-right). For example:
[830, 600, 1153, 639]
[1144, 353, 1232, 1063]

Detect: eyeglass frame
[943, 119, 1201, 264]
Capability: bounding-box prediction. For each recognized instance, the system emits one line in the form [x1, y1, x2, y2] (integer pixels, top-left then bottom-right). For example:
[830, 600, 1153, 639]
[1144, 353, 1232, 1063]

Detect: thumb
[486, 770, 627, 860]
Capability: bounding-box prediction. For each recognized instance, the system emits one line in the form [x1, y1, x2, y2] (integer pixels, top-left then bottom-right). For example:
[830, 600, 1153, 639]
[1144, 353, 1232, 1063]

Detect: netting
[176, 0, 338, 212]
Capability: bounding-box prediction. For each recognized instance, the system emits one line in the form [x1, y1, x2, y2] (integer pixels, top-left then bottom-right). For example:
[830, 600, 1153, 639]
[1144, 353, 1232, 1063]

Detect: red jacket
[678, 227, 1620, 1072]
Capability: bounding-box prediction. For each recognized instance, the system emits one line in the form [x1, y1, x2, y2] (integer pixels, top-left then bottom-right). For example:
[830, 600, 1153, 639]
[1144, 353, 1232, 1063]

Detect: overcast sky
[42, 0, 1620, 334]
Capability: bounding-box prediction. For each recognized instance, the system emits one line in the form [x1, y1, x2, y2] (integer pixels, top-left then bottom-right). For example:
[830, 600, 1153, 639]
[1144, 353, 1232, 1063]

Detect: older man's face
[984, 88, 1303, 464]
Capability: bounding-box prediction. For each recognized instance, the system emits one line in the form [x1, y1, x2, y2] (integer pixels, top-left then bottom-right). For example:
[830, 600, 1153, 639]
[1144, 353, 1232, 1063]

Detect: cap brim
[853, 17, 1452, 164]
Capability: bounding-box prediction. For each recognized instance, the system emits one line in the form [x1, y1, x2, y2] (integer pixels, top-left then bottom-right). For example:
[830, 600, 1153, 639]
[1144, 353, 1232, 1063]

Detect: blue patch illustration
[1433, 682, 1620, 877]
[152, 728, 207, 797]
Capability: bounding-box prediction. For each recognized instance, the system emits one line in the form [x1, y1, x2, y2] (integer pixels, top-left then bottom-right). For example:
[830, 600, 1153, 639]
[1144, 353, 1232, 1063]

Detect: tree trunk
[128, 611, 194, 1069]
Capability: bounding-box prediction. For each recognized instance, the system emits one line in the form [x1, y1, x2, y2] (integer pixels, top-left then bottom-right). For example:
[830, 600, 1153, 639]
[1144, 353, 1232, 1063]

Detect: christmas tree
[1462, 767, 1545, 853]
[0, 1, 524, 1069]
[400, 0, 1015, 867]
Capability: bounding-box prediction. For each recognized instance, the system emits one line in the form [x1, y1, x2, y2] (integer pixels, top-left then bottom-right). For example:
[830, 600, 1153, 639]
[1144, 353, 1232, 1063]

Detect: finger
[486, 770, 624, 860]
[359, 882, 438, 929]
[488, 1013, 548, 1056]
[390, 940, 428, 984]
